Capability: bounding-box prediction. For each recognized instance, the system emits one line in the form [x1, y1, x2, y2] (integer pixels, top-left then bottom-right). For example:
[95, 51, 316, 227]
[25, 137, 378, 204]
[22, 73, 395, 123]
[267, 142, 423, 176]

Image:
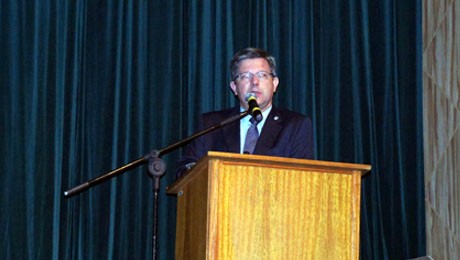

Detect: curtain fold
[1, 0, 424, 259]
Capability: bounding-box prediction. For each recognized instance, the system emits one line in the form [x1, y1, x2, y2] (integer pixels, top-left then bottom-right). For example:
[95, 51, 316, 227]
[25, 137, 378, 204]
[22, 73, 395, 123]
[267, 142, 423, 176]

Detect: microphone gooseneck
[245, 93, 263, 122]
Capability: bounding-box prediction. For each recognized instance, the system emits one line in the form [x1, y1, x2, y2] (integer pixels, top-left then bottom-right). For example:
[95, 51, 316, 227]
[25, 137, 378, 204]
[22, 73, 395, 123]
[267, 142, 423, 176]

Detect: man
[176, 47, 314, 178]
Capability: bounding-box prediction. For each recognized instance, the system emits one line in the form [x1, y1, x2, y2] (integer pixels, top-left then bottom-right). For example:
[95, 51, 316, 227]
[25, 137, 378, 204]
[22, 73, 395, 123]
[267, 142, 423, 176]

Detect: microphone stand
[64, 110, 249, 260]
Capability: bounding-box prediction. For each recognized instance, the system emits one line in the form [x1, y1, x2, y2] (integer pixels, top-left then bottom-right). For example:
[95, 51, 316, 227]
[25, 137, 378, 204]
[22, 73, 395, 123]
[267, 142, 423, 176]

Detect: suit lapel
[254, 107, 283, 153]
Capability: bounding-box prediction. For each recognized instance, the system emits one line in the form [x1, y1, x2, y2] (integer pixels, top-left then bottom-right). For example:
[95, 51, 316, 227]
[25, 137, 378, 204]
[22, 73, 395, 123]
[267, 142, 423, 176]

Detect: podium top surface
[167, 151, 371, 194]
[207, 151, 371, 171]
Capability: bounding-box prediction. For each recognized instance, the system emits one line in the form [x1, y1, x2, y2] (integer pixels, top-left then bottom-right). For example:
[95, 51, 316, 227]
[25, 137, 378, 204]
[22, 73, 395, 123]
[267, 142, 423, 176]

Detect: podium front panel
[168, 152, 370, 260]
[206, 159, 361, 260]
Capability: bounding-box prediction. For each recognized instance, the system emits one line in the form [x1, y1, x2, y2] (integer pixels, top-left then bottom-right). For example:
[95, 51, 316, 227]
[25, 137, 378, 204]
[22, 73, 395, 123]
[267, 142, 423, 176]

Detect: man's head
[229, 48, 279, 111]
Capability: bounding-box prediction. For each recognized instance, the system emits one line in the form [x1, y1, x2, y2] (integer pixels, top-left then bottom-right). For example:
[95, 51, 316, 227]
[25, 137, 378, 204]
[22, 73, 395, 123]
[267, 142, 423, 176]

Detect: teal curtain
[1, 0, 424, 259]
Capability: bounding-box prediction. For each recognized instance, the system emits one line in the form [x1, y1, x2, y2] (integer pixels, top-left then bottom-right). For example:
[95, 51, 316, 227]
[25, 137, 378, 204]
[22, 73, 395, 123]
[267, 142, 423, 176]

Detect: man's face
[230, 58, 279, 111]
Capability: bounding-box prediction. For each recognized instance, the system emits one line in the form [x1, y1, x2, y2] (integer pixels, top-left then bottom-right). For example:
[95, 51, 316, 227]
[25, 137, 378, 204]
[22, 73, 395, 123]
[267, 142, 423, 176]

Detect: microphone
[245, 93, 263, 122]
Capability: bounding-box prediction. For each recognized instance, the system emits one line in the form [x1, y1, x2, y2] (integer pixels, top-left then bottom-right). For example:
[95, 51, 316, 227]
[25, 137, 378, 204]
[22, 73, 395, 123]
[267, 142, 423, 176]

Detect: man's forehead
[238, 58, 270, 70]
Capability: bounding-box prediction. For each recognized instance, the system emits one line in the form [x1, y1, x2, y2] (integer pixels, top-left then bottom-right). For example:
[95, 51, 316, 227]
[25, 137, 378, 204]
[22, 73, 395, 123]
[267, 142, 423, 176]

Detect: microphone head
[245, 93, 263, 122]
[245, 92, 257, 102]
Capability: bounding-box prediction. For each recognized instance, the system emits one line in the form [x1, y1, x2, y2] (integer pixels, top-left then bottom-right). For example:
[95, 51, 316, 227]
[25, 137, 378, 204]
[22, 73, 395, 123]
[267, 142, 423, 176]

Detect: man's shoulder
[202, 107, 237, 117]
[200, 106, 239, 125]
[270, 107, 309, 121]
[203, 107, 237, 117]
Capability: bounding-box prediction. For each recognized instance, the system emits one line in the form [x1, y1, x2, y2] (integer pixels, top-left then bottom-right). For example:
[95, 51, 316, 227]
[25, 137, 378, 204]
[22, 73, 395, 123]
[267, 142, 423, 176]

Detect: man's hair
[230, 47, 277, 80]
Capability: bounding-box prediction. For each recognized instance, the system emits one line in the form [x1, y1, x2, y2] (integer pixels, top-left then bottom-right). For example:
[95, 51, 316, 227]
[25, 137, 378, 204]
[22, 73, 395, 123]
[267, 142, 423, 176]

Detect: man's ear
[273, 77, 280, 93]
[229, 81, 238, 95]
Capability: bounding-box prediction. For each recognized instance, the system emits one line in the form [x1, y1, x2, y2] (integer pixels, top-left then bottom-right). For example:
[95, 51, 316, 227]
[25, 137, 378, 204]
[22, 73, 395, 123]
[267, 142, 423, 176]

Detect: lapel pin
[274, 116, 280, 121]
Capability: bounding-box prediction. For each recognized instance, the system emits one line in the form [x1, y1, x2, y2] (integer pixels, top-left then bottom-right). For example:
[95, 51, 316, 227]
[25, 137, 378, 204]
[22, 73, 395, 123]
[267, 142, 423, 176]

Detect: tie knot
[250, 117, 258, 125]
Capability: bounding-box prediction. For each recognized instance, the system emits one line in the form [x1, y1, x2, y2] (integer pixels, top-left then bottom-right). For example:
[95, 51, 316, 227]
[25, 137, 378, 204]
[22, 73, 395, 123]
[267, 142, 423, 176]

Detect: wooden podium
[167, 151, 371, 260]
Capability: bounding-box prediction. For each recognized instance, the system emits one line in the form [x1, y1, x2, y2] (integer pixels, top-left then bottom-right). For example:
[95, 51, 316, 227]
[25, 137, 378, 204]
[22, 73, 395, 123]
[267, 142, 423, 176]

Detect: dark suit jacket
[175, 106, 314, 178]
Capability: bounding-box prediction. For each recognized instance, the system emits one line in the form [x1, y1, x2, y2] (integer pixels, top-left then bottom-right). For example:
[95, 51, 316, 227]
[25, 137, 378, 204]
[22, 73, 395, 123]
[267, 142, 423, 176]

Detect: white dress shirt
[239, 106, 272, 154]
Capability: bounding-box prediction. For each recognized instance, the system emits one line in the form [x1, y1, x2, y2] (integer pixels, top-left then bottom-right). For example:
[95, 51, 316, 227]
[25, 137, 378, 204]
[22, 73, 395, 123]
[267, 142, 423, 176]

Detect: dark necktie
[243, 118, 259, 154]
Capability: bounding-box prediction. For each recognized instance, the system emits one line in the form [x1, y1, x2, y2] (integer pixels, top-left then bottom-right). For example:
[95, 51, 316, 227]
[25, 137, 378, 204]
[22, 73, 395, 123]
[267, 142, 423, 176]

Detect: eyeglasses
[233, 71, 274, 82]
